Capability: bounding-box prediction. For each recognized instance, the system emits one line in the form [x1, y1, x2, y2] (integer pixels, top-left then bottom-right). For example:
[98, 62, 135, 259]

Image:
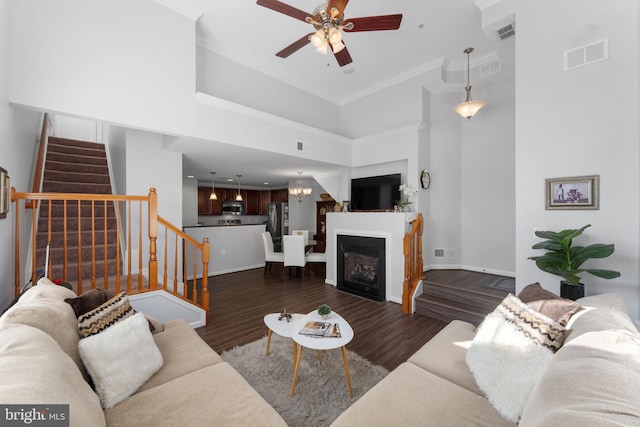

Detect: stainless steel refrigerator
[267, 202, 288, 252]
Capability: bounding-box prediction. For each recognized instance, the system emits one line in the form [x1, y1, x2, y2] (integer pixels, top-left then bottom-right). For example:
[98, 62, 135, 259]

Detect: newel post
[148, 188, 158, 289]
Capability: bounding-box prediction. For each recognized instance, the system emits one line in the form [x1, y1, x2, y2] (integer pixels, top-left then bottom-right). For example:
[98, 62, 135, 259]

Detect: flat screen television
[350, 173, 401, 211]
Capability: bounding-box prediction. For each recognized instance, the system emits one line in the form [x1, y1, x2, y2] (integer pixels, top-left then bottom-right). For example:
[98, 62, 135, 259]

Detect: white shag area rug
[221, 335, 389, 427]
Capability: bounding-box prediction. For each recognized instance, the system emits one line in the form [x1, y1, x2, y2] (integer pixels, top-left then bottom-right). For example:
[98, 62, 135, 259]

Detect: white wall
[197, 47, 341, 134]
[515, 0, 640, 320]
[0, 0, 42, 309]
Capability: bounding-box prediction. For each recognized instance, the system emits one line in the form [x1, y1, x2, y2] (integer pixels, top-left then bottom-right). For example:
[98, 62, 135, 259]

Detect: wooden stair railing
[11, 187, 210, 321]
[26, 112, 49, 209]
[402, 213, 423, 314]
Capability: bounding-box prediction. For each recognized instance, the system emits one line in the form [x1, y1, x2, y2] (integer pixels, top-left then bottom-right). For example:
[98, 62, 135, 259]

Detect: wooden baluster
[202, 238, 210, 318]
[162, 225, 168, 290]
[91, 200, 96, 290]
[30, 199, 36, 284]
[13, 191, 21, 297]
[115, 200, 121, 294]
[127, 201, 132, 294]
[103, 200, 108, 288]
[77, 200, 82, 294]
[63, 200, 68, 283]
[138, 200, 143, 291]
[148, 188, 158, 290]
[173, 233, 178, 295]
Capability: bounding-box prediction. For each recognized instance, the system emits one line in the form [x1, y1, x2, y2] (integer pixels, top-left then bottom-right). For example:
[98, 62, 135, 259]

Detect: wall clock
[421, 170, 430, 189]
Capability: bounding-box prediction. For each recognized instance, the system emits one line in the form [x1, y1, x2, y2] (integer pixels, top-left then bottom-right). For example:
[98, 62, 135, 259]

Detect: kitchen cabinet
[198, 186, 222, 215]
[270, 189, 288, 203]
[314, 200, 335, 253]
[197, 187, 212, 215]
[244, 190, 259, 215]
[258, 190, 271, 214]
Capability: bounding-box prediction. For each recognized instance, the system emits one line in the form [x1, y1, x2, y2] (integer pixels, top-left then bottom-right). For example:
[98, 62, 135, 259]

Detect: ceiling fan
[256, 0, 402, 67]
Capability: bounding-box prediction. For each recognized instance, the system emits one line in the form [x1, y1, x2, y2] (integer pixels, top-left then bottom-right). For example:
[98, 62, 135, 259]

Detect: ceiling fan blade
[333, 44, 353, 67]
[276, 33, 313, 58]
[256, 0, 312, 23]
[326, 0, 349, 19]
[343, 14, 403, 32]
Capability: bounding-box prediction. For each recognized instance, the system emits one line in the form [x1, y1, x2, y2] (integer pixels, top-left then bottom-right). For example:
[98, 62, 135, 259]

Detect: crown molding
[154, 0, 203, 21]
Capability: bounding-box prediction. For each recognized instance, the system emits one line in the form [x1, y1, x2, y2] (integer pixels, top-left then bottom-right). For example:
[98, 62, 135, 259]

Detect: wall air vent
[496, 23, 515, 40]
[434, 248, 455, 259]
[479, 60, 501, 78]
[564, 38, 609, 71]
[297, 141, 303, 151]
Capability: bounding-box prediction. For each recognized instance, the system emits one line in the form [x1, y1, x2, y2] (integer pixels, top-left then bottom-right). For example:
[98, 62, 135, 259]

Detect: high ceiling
[158, 0, 505, 188]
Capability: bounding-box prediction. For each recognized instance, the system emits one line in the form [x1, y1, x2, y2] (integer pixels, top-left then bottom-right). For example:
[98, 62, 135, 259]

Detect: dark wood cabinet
[197, 187, 212, 215]
[271, 189, 288, 203]
[314, 200, 336, 253]
[245, 190, 259, 215]
[258, 190, 271, 214]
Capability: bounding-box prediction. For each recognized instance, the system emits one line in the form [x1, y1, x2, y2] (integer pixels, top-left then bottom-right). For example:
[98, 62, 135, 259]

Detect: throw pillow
[465, 294, 566, 423]
[78, 292, 134, 338]
[65, 287, 116, 318]
[518, 282, 580, 325]
[78, 312, 163, 409]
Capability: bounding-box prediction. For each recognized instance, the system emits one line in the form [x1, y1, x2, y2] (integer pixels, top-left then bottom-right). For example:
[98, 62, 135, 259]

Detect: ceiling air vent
[496, 23, 515, 40]
[479, 60, 501, 78]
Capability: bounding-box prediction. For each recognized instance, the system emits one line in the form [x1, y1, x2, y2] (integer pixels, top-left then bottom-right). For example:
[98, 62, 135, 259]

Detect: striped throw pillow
[78, 292, 134, 338]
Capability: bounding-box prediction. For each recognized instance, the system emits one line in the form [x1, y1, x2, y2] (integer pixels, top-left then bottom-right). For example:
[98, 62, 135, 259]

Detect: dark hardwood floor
[195, 266, 450, 372]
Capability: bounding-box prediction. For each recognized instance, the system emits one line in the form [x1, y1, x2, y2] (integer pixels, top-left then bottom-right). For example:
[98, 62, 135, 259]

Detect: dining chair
[283, 234, 307, 284]
[291, 229, 310, 245]
[261, 231, 284, 276]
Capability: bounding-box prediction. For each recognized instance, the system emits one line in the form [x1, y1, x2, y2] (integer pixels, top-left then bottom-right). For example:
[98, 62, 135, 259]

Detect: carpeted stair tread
[44, 170, 111, 185]
[48, 137, 106, 151]
[47, 142, 108, 159]
[45, 152, 108, 166]
[36, 230, 118, 248]
[44, 160, 109, 175]
[41, 182, 112, 194]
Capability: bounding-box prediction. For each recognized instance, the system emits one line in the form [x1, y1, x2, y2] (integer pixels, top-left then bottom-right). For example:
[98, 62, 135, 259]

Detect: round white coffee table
[263, 312, 305, 358]
[290, 310, 355, 398]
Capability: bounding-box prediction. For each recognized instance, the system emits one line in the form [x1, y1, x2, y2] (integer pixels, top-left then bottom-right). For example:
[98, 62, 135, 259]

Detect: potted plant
[528, 224, 620, 300]
[396, 183, 417, 212]
[333, 202, 342, 212]
[317, 304, 332, 318]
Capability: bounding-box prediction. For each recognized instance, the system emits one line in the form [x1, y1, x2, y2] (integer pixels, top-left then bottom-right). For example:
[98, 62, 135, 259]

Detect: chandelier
[289, 172, 313, 203]
[453, 47, 486, 120]
[306, 5, 352, 54]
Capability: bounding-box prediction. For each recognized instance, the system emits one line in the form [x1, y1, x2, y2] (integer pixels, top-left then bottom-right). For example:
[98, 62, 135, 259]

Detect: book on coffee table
[299, 321, 342, 338]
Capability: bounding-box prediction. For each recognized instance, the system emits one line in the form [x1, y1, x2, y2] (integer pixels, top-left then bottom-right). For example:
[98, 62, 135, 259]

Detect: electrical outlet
[221, 249, 226, 256]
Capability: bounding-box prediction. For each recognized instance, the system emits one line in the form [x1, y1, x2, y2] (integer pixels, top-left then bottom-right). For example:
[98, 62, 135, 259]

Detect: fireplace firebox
[337, 234, 385, 302]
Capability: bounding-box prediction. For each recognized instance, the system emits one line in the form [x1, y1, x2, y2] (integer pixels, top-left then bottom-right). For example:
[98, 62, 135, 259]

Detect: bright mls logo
[1, 405, 69, 426]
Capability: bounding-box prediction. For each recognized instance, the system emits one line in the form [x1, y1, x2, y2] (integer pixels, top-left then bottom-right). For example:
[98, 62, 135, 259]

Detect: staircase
[36, 137, 118, 282]
[415, 270, 513, 326]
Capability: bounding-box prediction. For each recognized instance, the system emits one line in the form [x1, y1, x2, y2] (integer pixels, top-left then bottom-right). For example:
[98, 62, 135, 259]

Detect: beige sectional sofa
[331, 292, 640, 426]
[0, 280, 287, 427]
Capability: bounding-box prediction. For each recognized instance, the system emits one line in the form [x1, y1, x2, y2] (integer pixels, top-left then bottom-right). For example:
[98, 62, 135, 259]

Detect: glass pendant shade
[453, 47, 485, 120]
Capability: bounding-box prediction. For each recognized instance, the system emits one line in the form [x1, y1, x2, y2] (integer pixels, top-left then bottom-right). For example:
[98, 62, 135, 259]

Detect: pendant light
[453, 47, 485, 120]
[235, 174, 243, 201]
[209, 172, 217, 200]
[289, 172, 313, 203]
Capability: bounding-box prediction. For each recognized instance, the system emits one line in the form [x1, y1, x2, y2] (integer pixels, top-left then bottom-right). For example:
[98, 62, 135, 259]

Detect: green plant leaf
[531, 241, 564, 251]
[583, 269, 621, 279]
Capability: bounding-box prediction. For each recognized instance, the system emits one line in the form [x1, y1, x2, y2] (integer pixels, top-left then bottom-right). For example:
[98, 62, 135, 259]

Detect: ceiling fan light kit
[256, 0, 402, 67]
[453, 47, 486, 120]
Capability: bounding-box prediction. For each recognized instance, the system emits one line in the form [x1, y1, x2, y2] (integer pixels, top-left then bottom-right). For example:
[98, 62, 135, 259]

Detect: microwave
[222, 201, 244, 215]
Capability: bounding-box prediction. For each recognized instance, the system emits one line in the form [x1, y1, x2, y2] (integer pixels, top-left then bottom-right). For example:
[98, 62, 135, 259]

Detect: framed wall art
[0, 167, 9, 219]
[545, 175, 599, 210]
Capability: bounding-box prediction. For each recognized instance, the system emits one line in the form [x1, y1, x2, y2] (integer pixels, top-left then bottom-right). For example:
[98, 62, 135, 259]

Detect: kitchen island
[184, 223, 267, 277]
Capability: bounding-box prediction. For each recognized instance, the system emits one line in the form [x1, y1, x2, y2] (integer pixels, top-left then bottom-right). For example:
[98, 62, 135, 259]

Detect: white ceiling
[158, 0, 505, 188]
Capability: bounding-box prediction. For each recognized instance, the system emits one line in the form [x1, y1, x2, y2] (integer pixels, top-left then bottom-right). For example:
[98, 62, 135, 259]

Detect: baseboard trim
[424, 264, 515, 278]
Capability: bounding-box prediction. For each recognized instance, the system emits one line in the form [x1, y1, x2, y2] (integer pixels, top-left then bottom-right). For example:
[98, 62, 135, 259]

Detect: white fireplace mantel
[325, 212, 417, 305]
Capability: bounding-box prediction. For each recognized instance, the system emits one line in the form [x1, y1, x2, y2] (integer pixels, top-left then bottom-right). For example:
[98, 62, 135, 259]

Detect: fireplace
[337, 234, 385, 302]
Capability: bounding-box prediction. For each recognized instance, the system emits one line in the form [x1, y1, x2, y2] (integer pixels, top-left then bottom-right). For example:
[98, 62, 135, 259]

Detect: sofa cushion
[0, 279, 91, 382]
[564, 293, 639, 344]
[105, 362, 288, 426]
[137, 319, 222, 392]
[79, 312, 163, 409]
[0, 323, 105, 427]
[65, 287, 115, 318]
[517, 282, 580, 325]
[18, 277, 78, 302]
[330, 362, 514, 427]
[408, 320, 483, 396]
[466, 295, 563, 423]
[519, 328, 640, 426]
